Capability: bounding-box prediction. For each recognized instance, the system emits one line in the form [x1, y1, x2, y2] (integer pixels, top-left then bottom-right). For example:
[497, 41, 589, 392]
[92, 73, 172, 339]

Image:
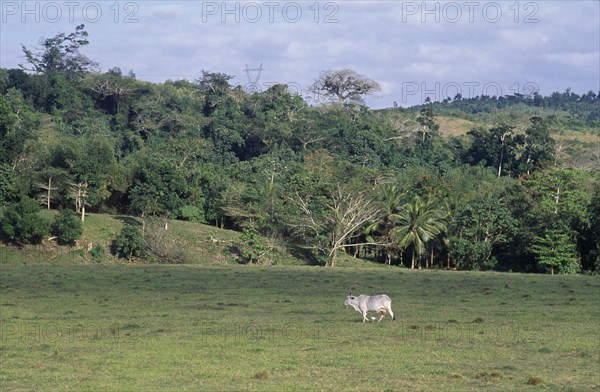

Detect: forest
[1, 25, 599, 272]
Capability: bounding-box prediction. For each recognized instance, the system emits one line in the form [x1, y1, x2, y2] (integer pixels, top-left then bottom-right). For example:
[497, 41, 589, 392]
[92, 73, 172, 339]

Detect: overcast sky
[1, 1, 599, 107]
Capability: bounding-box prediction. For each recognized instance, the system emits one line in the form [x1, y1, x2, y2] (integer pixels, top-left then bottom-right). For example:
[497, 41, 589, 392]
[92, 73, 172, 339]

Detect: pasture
[1, 264, 598, 391]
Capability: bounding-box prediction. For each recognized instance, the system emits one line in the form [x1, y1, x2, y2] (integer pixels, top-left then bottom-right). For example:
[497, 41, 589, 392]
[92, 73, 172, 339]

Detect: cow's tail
[393, 314, 396, 321]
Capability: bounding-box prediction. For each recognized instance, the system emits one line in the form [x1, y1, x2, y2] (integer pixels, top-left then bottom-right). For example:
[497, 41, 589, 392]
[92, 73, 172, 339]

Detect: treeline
[408, 88, 600, 128]
[1, 26, 598, 272]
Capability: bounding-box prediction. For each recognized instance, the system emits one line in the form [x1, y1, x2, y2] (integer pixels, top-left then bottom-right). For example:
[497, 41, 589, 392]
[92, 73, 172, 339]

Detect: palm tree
[365, 184, 405, 265]
[390, 196, 448, 269]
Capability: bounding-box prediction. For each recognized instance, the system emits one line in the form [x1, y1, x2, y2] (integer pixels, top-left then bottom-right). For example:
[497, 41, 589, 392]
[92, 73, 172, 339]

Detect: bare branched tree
[289, 185, 382, 266]
[83, 69, 136, 114]
[69, 181, 89, 222]
[383, 115, 421, 142]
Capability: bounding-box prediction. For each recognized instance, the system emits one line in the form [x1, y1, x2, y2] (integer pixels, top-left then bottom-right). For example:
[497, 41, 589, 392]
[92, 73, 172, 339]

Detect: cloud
[401, 62, 452, 79]
[499, 29, 550, 50]
[143, 4, 183, 20]
[1, 1, 598, 107]
[542, 52, 600, 68]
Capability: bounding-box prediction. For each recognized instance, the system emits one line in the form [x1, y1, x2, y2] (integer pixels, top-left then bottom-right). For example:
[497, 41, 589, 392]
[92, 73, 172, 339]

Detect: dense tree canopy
[1, 26, 598, 272]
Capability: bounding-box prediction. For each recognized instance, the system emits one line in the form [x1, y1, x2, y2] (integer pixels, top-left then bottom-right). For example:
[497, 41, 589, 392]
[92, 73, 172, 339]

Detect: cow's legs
[387, 306, 395, 321]
[362, 311, 368, 322]
[377, 308, 387, 322]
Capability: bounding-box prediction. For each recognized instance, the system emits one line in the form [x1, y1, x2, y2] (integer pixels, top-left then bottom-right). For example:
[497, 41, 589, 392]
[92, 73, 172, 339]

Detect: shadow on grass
[284, 243, 321, 266]
[113, 215, 143, 227]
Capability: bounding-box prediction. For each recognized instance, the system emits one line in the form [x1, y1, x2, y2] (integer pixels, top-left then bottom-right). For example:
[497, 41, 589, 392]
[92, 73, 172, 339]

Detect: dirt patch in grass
[253, 370, 268, 380]
[526, 376, 545, 385]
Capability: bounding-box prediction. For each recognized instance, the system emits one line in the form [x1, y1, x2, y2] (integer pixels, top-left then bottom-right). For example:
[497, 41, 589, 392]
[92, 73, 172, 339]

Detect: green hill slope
[0, 212, 374, 267]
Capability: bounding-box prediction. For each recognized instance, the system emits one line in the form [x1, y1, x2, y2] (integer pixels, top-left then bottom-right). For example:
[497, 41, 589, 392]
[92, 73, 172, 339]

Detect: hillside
[433, 114, 599, 170]
[1, 25, 599, 273]
[0, 212, 372, 267]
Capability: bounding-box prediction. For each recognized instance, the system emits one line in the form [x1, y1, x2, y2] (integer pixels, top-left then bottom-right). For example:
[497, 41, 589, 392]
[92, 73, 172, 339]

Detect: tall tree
[128, 157, 188, 230]
[447, 199, 517, 270]
[390, 196, 448, 269]
[197, 70, 235, 116]
[515, 116, 555, 176]
[522, 168, 592, 231]
[309, 69, 381, 104]
[532, 228, 580, 274]
[20, 24, 97, 78]
[416, 106, 440, 146]
[365, 184, 406, 265]
[580, 186, 600, 271]
[289, 184, 381, 266]
[0, 163, 18, 206]
[465, 125, 518, 177]
[83, 69, 137, 115]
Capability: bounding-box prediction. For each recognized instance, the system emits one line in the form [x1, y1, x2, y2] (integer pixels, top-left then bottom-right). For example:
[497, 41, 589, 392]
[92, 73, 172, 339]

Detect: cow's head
[344, 292, 356, 307]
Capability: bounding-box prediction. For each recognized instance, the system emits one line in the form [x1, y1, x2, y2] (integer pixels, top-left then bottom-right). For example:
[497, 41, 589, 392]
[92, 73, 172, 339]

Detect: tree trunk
[497, 154, 503, 178]
[75, 183, 80, 213]
[411, 248, 415, 269]
[430, 247, 434, 268]
[39, 177, 56, 210]
[47, 177, 52, 209]
[497, 134, 506, 178]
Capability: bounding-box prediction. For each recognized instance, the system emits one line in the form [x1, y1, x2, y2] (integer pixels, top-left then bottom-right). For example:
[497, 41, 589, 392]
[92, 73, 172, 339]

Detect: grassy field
[1, 263, 598, 391]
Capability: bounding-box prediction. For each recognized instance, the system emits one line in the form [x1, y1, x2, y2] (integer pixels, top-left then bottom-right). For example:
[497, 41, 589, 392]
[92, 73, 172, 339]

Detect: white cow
[344, 292, 396, 322]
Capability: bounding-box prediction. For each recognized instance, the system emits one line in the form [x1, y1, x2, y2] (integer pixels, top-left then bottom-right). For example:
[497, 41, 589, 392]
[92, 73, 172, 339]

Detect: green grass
[1, 264, 598, 391]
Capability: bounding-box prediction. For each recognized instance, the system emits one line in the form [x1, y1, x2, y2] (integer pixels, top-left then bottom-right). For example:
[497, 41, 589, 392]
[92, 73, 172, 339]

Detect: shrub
[239, 227, 270, 264]
[113, 225, 144, 261]
[448, 237, 492, 270]
[0, 197, 49, 244]
[90, 244, 106, 262]
[51, 209, 83, 245]
[178, 205, 205, 222]
[143, 218, 188, 263]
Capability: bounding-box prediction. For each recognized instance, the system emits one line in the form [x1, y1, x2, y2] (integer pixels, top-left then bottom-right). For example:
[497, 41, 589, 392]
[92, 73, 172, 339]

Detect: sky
[1, 0, 599, 108]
